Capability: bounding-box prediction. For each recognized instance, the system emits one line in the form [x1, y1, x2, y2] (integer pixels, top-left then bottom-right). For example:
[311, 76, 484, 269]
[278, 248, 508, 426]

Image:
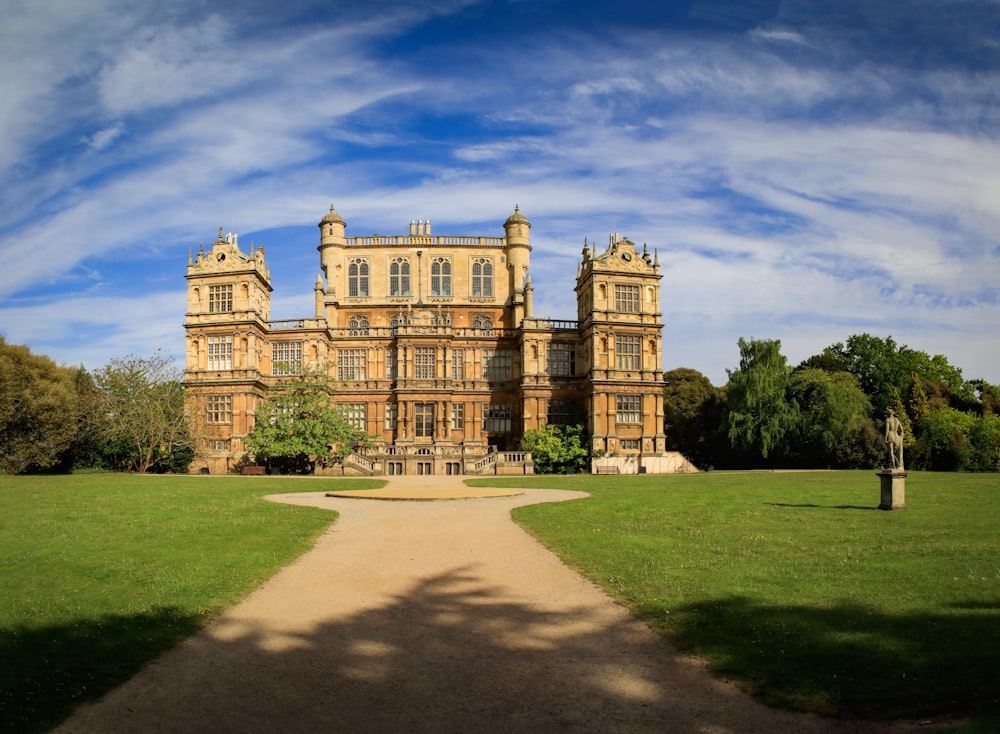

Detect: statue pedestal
[877, 471, 907, 510]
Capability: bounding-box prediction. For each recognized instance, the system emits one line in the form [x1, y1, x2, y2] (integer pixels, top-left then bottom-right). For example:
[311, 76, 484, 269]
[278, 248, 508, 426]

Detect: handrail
[345, 236, 506, 247]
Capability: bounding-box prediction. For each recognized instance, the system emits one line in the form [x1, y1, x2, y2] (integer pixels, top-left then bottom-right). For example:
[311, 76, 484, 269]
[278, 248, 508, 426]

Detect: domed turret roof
[320, 203, 345, 225]
[504, 204, 529, 227]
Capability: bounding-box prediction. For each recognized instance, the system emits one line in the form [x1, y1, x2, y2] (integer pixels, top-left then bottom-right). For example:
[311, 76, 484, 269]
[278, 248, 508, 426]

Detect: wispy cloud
[0, 0, 997, 384]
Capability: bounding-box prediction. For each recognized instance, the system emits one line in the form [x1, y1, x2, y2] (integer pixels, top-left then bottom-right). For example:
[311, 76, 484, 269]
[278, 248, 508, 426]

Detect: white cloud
[0, 0, 997, 387]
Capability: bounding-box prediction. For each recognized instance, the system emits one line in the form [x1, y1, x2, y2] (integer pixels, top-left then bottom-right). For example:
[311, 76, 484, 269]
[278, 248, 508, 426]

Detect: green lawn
[470, 471, 1000, 723]
[3, 472, 997, 732]
[0, 473, 380, 734]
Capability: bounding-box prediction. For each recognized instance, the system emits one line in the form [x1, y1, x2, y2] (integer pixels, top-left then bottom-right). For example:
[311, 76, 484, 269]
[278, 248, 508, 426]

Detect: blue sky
[1, 0, 998, 387]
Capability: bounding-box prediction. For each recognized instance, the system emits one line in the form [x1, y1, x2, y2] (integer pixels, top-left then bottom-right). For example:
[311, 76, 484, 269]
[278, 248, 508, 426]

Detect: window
[547, 345, 574, 376]
[415, 403, 434, 437]
[472, 316, 493, 334]
[431, 257, 452, 296]
[451, 349, 464, 380]
[272, 342, 302, 375]
[208, 285, 233, 313]
[386, 349, 398, 380]
[615, 335, 641, 370]
[616, 395, 641, 423]
[471, 258, 493, 297]
[389, 257, 411, 296]
[620, 439, 639, 451]
[207, 335, 232, 370]
[414, 347, 435, 379]
[212, 439, 229, 451]
[451, 404, 464, 430]
[337, 349, 366, 380]
[615, 284, 640, 313]
[343, 404, 366, 430]
[385, 404, 397, 430]
[484, 404, 511, 432]
[206, 395, 232, 424]
[547, 399, 574, 425]
[348, 315, 369, 336]
[483, 349, 511, 382]
[348, 259, 369, 297]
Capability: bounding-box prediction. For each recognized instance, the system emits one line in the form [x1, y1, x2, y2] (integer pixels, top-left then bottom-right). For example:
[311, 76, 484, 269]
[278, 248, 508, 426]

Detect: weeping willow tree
[726, 337, 797, 464]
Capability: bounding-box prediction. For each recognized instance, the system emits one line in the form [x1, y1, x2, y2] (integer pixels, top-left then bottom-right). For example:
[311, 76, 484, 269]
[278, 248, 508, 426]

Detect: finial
[218, 227, 223, 240]
[329, 202, 335, 212]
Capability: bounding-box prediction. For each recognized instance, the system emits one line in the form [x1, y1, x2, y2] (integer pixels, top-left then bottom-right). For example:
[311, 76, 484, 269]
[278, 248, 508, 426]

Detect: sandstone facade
[183, 205, 683, 475]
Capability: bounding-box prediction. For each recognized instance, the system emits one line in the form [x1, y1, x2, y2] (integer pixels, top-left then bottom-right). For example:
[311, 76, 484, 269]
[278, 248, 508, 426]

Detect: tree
[787, 368, 870, 467]
[836, 418, 885, 469]
[726, 338, 797, 464]
[0, 337, 80, 474]
[968, 413, 1000, 472]
[519, 424, 589, 474]
[821, 334, 973, 416]
[90, 352, 192, 473]
[973, 380, 1000, 415]
[663, 368, 726, 468]
[906, 372, 931, 427]
[245, 367, 371, 474]
[916, 408, 976, 471]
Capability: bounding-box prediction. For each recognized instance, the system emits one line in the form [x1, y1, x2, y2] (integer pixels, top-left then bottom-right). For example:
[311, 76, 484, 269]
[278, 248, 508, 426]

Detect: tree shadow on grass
[640, 595, 1000, 720]
[34, 567, 880, 734]
[0, 607, 201, 734]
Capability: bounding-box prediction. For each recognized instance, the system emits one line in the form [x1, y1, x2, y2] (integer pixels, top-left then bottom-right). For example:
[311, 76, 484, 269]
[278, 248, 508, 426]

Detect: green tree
[663, 367, 726, 468]
[917, 408, 977, 471]
[90, 352, 192, 473]
[726, 338, 797, 464]
[821, 334, 973, 416]
[835, 418, 885, 469]
[906, 372, 931, 427]
[519, 423, 589, 474]
[787, 368, 870, 467]
[968, 413, 1000, 471]
[245, 367, 371, 474]
[0, 337, 79, 474]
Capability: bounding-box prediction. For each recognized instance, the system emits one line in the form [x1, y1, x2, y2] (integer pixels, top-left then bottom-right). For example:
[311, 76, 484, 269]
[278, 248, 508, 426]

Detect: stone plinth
[877, 471, 907, 510]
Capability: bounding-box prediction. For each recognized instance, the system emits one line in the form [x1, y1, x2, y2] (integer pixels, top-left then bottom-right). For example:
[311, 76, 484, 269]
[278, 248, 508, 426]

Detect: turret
[503, 205, 531, 292]
[503, 205, 531, 326]
[317, 203, 346, 288]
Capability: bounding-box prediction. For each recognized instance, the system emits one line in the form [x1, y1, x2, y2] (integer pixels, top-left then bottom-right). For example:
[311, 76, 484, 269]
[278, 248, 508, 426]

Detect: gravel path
[54, 477, 929, 733]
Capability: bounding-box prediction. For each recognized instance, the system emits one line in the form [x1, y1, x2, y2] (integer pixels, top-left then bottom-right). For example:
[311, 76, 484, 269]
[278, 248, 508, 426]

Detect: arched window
[472, 258, 493, 297]
[473, 316, 493, 335]
[431, 258, 451, 296]
[389, 257, 410, 296]
[348, 315, 369, 336]
[348, 259, 369, 297]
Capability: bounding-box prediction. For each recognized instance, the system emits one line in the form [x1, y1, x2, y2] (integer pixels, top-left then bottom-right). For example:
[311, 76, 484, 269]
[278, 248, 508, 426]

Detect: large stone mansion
[183, 204, 692, 475]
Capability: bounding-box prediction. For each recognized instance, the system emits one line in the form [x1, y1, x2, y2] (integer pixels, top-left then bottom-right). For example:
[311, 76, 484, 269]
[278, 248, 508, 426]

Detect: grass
[469, 471, 1000, 724]
[0, 473, 380, 734]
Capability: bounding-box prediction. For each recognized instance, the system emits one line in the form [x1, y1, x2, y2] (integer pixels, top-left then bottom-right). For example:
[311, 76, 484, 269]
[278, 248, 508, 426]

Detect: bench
[595, 466, 620, 475]
[241, 466, 266, 475]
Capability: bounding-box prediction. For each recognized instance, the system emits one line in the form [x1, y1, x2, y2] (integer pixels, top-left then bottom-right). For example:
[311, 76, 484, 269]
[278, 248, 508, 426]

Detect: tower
[503, 205, 531, 328]
[183, 229, 272, 472]
[575, 232, 667, 467]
